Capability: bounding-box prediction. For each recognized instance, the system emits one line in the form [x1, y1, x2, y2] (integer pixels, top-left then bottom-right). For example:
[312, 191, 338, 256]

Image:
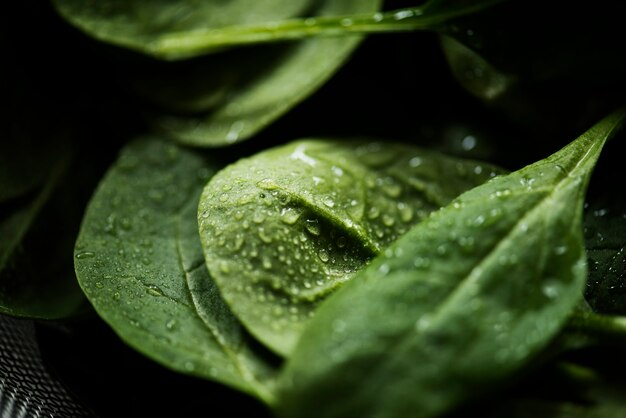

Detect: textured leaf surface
[74, 137, 278, 402]
[278, 112, 625, 418]
[199, 139, 503, 356]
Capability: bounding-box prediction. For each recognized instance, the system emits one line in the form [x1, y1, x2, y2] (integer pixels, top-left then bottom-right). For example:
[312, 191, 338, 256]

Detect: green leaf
[74, 137, 278, 402]
[0, 144, 85, 319]
[51, 0, 312, 57]
[277, 111, 625, 418]
[583, 197, 626, 315]
[148, 0, 380, 147]
[198, 139, 503, 356]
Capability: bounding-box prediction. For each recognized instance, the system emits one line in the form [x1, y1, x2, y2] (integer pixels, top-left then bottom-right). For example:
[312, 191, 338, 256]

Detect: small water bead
[304, 17, 316, 26]
[341, 18, 353, 27]
[461, 135, 477, 151]
[593, 208, 609, 217]
[322, 196, 335, 208]
[331, 166, 343, 177]
[413, 257, 431, 269]
[382, 214, 395, 227]
[378, 263, 390, 275]
[257, 227, 273, 244]
[146, 285, 164, 297]
[409, 156, 423, 167]
[257, 178, 279, 190]
[542, 280, 561, 299]
[219, 261, 230, 274]
[372, 12, 383, 22]
[367, 206, 380, 219]
[305, 219, 321, 236]
[75, 251, 95, 259]
[252, 210, 266, 224]
[166, 318, 177, 330]
[393, 9, 415, 20]
[554, 245, 568, 255]
[280, 207, 302, 224]
[318, 249, 330, 263]
[393, 203, 412, 223]
[473, 165, 483, 175]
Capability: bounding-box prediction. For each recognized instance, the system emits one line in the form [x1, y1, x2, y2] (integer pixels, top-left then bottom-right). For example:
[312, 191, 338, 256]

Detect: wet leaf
[584, 197, 626, 315]
[277, 112, 625, 418]
[198, 139, 503, 356]
[74, 137, 278, 402]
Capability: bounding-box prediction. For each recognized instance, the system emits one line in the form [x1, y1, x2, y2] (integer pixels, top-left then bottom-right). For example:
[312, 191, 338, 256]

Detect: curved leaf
[277, 112, 625, 418]
[51, 0, 312, 56]
[53, 0, 381, 147]
[74, 137, 278, 402]
[199, 139, 503, 356]
[0, 143, 85, 319]
[149, 0, 381, 147]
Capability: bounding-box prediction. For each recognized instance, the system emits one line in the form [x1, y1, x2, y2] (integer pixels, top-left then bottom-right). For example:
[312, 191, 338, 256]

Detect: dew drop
[367, 206, 380, 219]
[398, 203, 413, 222]
[409, 156, 423, 167]
[257, 178, 279, 190]
[75, 251, 95, 259]
[461, 135, 477, 151]
[305, 219, 321, 236]
[542, 280, 561, 299]
[322, 196, 335, 208]
[257, 227, 273, 244]
[166, 319, 177, 330]
[147, 285, 164, 297]
[378, 263, 390, 275]
[318, 249, 330, 263]
[280, 207, 302, 225]
[382, 214, 395, 227]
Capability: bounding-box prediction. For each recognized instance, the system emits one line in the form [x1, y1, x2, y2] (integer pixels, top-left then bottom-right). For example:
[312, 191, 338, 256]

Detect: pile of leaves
[2, 0, 625, 416]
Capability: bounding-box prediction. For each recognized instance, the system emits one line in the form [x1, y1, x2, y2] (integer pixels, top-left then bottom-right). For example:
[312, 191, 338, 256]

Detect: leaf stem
[147, 2, 504, 60]
[567, 310, 626, 345]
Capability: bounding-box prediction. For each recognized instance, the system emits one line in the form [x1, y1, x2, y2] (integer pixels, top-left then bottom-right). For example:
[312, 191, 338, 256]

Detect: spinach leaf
[199, 139, 503, 356]
[51, 0, 312, 57]
[74, 137, 278, 402]
[148, 0, 381, 147]
[583, 197, 626, 315]
[52, 0, 381, 147]
[277, 112, 625, 418]
[0, 145, 85, 319]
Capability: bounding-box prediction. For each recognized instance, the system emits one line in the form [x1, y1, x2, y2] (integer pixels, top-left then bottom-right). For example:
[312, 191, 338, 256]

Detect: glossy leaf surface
[74, 137, 278, 402]
[278, 112, 625, 418]
[51, 0, 311, 56]
[199, 139, 502, 356]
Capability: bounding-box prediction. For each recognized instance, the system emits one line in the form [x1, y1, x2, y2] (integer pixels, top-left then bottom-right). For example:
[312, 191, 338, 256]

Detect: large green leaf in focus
[199, 139, 503, 356]
[277, 112, 625, 418]
[74, 137, 278, 403]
